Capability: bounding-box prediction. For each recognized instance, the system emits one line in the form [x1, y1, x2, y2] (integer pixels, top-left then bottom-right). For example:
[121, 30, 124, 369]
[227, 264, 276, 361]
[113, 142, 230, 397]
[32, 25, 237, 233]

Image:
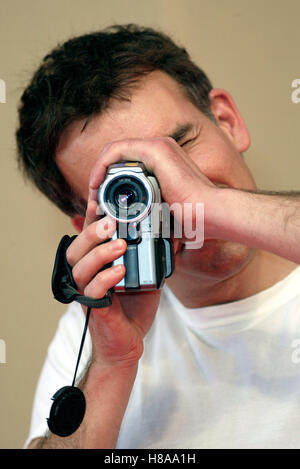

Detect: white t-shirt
[26, 266, 300, 448]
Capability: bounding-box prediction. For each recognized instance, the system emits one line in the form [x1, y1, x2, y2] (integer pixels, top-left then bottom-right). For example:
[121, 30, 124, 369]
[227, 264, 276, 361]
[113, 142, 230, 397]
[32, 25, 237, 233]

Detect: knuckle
[164, 136, 177, 146]
[161, 135, 173, 143]
[102, 140, 119, 161]
[101, 141, 114, 154]
[152, 138, 174, 158]
[83, 223, 96, 245]
[160, 137, 176, 153]
[66, 247, 75, 267]
[72, 265, 84, 288]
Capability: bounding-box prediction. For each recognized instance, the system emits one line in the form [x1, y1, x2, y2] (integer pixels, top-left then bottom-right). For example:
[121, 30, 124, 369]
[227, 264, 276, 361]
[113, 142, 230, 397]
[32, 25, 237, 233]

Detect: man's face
[56, 71, 257, 283]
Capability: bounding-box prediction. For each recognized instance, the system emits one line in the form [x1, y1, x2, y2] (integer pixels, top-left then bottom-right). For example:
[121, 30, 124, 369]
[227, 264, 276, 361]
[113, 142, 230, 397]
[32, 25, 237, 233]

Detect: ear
[209, 88, 250, 153]
[71, 215, 85, 233]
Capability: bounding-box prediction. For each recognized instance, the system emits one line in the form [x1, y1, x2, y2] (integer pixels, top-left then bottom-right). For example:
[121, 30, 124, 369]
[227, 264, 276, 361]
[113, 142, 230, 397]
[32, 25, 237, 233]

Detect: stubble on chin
[173, 238, 255, 280]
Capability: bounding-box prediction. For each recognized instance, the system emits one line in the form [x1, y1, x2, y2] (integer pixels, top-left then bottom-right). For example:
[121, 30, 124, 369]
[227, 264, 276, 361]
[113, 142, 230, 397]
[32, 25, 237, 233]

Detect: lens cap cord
[47, 235, 113, 437]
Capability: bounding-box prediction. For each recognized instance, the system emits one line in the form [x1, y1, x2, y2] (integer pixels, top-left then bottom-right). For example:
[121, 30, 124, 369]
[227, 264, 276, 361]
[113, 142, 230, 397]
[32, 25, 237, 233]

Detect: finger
[84, 264, 126, 299]
[72, 238, 127, 291]
[84, 199, 99, 228]
[66, 215, 117, 267]
[89, 138, 161, 191]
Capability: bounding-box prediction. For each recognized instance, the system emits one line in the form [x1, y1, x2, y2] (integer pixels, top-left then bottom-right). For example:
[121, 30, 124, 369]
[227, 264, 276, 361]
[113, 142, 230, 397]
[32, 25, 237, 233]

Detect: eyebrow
[168, 123, 193, 143]
[81, 118, 194, 142]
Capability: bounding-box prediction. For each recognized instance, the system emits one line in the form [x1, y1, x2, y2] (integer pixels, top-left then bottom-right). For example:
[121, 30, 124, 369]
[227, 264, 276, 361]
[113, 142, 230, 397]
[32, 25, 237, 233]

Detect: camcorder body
[98, 161, 174, 291]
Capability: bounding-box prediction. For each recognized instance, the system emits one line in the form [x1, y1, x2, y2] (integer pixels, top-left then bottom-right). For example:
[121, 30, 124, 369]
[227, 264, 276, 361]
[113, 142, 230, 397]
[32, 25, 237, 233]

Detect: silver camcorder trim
[98, 163, 158, 224]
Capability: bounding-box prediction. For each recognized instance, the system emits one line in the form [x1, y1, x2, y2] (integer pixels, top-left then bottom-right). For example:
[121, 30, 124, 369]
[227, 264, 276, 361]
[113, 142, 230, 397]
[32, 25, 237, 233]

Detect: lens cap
[47, 386, 86, 437]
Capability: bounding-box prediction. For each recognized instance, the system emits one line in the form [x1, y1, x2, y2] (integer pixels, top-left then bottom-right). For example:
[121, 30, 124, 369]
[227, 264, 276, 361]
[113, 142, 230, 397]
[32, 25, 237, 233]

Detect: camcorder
[98, 161, 174, 291]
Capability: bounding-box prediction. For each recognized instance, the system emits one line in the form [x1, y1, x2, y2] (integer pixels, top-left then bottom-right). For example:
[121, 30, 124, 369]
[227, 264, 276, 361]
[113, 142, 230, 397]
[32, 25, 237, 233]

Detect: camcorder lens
[103, 175, 150, 221]
[114, 186, 136, 209]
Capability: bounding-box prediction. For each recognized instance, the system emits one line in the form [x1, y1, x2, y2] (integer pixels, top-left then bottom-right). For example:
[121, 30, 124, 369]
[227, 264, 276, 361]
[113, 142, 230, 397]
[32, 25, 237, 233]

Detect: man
[17, 24, 300, 449]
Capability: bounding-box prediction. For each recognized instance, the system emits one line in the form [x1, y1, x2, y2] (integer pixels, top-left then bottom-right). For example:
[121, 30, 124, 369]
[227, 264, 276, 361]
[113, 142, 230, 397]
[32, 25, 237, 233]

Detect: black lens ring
[113, 185, 138, 210]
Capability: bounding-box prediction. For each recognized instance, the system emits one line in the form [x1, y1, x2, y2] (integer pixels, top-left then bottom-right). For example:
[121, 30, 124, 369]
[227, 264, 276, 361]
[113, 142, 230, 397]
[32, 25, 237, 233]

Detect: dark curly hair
[16, 24, 213, 217]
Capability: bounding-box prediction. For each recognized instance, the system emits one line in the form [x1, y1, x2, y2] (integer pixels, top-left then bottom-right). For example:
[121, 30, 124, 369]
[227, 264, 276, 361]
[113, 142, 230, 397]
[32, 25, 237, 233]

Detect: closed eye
[180, 138, 194, 148]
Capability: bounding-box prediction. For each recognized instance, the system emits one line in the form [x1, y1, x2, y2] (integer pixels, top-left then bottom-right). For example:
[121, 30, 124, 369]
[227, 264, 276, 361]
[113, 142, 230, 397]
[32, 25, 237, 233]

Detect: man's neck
[166, 250, 298, 309]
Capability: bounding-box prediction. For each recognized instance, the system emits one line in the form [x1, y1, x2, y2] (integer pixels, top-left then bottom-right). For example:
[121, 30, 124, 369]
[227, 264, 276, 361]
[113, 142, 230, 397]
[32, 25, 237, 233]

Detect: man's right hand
[66, 199, 161, 369]
[30, 199, 162, 449]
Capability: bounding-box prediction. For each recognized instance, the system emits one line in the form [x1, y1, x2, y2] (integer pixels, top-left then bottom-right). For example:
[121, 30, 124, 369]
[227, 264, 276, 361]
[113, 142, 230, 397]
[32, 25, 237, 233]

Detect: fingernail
[111, 239, 125, 250]
[113, 264, 124, 274]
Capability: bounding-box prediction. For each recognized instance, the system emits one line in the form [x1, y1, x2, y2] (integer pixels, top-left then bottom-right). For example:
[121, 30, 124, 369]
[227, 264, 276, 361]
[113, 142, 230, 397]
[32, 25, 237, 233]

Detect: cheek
[188, 134, 256, 191]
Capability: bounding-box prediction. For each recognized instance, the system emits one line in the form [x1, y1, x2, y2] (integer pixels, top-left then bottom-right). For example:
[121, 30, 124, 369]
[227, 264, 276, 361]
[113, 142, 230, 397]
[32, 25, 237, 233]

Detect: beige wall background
[1, 0, 300, 448]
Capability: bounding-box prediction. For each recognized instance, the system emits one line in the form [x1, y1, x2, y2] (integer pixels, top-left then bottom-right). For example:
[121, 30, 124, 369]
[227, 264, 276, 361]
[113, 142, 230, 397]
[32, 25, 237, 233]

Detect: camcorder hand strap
[47, 235, 112, 437]
[52, 234, 112, 309]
